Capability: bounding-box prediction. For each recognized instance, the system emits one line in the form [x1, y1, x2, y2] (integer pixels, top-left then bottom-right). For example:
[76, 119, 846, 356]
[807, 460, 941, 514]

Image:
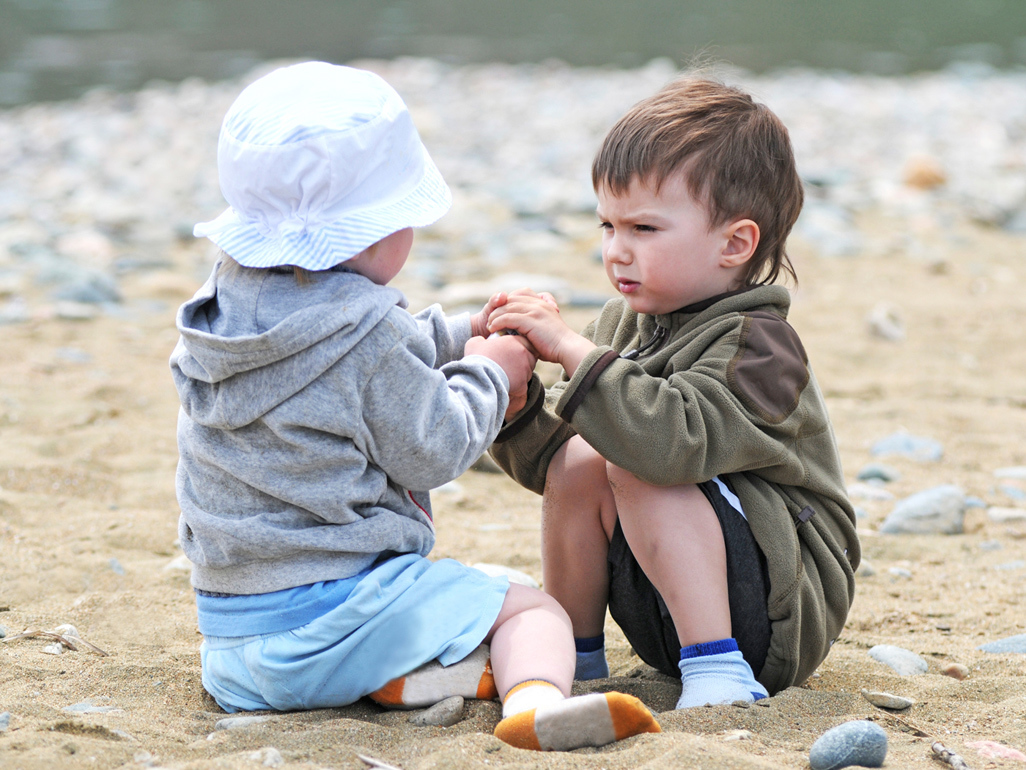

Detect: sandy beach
[2, 59, 1026, 769]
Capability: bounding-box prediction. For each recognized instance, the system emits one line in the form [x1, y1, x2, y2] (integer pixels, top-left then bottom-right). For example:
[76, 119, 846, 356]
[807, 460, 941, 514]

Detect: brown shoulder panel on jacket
[727, 311, 810, 424]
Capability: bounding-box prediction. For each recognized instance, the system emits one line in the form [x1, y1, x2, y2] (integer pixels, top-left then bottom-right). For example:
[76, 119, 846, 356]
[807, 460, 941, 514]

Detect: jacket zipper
[621, 325, 669, 360]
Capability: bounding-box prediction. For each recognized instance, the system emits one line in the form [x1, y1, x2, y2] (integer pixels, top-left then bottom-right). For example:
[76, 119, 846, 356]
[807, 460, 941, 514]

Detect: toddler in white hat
[171, 61, 659, 751]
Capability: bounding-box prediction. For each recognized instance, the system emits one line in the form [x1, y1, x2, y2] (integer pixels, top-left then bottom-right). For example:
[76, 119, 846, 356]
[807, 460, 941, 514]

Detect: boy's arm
[488, 374, 577, 495]
[554, 318, 810, 487]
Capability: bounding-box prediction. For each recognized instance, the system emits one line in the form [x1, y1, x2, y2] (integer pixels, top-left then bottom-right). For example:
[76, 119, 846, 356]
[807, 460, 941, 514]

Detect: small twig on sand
[932, 741, 972, 770]
[0, 627, 109, 656]
[357, 754, 404, 770]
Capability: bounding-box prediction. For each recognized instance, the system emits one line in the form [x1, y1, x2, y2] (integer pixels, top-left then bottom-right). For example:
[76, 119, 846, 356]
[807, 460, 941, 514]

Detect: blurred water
[2, 0, 1026, 104]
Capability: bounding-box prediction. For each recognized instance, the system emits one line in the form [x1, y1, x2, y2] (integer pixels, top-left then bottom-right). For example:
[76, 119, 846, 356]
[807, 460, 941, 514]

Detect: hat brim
[194, 145, 451, 270]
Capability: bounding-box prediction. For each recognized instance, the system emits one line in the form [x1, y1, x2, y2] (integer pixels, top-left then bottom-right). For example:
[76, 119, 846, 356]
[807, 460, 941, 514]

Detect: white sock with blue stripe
[676, 638, 768, 709]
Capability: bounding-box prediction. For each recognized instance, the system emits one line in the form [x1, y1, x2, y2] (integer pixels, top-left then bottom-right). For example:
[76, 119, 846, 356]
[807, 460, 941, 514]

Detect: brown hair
[592, 77, 803, 286]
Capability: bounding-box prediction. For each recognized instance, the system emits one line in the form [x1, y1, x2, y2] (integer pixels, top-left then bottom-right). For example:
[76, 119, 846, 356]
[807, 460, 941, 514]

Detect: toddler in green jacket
[486, 76, 859, 709]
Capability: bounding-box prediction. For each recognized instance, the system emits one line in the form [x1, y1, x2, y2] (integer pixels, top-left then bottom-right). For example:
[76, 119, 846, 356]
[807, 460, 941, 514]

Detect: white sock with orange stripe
[493, 680, 661, 751]
[368, 645, 497, 709]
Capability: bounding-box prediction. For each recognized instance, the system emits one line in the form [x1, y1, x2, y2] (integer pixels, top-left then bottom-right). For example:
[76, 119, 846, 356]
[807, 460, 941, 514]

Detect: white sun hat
[193, 61, 452, 270]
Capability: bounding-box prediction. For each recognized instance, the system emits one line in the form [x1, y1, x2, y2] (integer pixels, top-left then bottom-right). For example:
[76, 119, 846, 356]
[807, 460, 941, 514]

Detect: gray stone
[988, 507, 1026, 523]
[861, 689, 914, 710]
[995, 560, 1026, 571]
[215, 715, 271, 730]
[809, 720, 887, 770]
[0, 712, 10, 732]
[856, 463, 901, 483]
[978, 634, 1026, 654]
[868, 644, 928, 676]
[870, 433, 943, 462]
[995, 466, 1026, 481]
[51, 271, 121, 304]
[64, 699, 120, 714]
[409, 696, 465, 727]
[879, 485, 966, 535]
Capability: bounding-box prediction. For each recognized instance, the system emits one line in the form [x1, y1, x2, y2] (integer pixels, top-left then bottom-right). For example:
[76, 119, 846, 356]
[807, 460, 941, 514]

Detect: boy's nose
[604, 234, 631, 263]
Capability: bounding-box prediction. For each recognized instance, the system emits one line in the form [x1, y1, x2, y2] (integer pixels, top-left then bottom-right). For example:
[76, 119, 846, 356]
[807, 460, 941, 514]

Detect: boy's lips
[616, 278, 640, 293]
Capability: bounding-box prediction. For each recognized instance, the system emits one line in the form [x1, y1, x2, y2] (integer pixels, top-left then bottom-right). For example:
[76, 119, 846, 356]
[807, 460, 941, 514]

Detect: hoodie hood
[171, 263, 405, 430]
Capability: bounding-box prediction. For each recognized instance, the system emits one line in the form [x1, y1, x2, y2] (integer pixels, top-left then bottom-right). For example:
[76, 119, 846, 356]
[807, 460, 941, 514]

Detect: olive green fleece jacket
[490, 284, 859, 694]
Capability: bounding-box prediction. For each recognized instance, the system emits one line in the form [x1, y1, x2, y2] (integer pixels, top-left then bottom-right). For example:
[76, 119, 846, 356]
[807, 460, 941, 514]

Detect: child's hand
[465, 332, 537, 418]
[470, 292, 509, 338]
[487, 290, 595, 376]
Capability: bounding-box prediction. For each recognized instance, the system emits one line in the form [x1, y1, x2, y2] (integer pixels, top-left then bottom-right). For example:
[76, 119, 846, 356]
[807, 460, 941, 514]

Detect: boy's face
[596, 173, 750, 315]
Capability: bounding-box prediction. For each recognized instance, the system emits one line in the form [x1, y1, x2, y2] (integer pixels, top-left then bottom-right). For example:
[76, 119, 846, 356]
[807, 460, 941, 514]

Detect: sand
[2, 176, 1026, 768]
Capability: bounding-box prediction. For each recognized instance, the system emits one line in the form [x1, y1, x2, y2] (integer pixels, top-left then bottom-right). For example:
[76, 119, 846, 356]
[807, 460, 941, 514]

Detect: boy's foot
[574, 635, 609, 680]
[494, 681, 660, 751]
[676, 640, 769, 709]
[369, 645, 497, 709]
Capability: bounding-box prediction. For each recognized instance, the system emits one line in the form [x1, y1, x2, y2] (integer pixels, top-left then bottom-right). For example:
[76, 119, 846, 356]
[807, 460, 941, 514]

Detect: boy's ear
[720, 219, 760, 268]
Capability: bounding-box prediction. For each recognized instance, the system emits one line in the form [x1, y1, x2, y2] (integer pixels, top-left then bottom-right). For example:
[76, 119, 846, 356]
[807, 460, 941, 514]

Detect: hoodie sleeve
[411, 304, 474, 368]
[358, 325, 510, 491]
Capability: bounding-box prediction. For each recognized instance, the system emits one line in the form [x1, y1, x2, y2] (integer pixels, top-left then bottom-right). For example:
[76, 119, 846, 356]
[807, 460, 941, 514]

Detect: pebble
[966, 740, 1026, 762]
[54, 624, 80, 638]
[856, 463, 901, 483]
[941, 663, 969, 680]
[887, 567, 912, 579]
[214, 715, 272, 730]
[866, 302, 905, 342]
[855, 560, 876, 578]
[246, 747, 285, 768]
[163, 554, 192, 571]
[64, 698, 120, 714]
[722, 729, 755, 741]
[977, 634, 1026, 654]
[860, 689, 914, 710]
[809, 720, 888, 770]
[409, 696, 465, 727]
[870, 433, 944, 462]
[0, 712, 9, 732]
[868, 644, 929, 676]
[995, 467, 1026, 481]
[987, 507, 1026, 523]
[995, 560, 1026, 571]
[878, 485, 966, 535]
[847, 483, 895, 502]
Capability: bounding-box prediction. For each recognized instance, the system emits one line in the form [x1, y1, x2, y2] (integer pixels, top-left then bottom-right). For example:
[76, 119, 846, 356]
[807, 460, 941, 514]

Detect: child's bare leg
[541, 435, 618, 678]
[485, 583, 575, 695]
[488, 583, 660, 750]
[605, 465, 767, 707]
[605, 466, 731, 646]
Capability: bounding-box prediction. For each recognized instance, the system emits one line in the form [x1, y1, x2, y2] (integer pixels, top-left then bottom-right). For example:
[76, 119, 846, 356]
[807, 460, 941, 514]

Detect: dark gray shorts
[606, 478, 772, 679]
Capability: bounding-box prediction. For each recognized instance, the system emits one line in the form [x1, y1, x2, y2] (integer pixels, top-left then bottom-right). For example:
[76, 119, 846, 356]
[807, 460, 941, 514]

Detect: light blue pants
[201, 554, 509, 712]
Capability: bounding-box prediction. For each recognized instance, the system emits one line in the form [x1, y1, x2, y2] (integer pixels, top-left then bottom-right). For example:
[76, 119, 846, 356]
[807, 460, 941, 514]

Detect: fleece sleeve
[359, 330, 509, 492]
[557, 314, 811, 487]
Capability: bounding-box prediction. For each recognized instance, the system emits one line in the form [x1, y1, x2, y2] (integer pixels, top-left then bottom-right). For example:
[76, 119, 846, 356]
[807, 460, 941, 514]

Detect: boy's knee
[547, 436, 608, 492]
[605, 462, 645, 491]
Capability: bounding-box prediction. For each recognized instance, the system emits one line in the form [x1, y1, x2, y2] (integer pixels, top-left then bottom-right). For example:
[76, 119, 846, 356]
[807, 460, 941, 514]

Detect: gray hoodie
[171, 262, 509, 595]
